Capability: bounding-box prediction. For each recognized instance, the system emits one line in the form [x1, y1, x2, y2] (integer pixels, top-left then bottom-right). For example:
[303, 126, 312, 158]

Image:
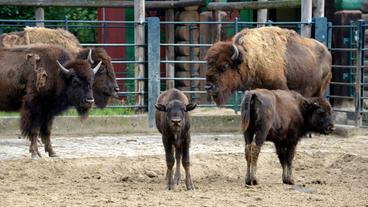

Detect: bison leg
[163, 137, 175, 190]
[20, 105, 42, 159]
[174, 144, 182, 185]
[245, 130, 263, 186]
[247, 142, 261, 186]
[284, 143, 296, 185]
[40, 119, 57, 157]
[276, 142, 295, 185]
[182, 138, 194, 191]
[243, 130, 254, 186]
[29, 133, 41, 159]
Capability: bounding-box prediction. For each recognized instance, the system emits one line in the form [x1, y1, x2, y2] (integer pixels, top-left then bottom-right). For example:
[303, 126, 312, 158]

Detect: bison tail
[240, 91, 255, 132]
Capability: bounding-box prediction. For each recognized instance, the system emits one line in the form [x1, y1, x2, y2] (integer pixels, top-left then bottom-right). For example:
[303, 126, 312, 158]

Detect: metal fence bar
[355, 20, 364, 127]
[147, 17, 160, 128]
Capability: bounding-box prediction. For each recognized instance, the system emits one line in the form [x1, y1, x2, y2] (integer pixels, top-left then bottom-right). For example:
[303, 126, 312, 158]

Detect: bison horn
[56, 60, 70, 74]
[231, 44, 239, 60]
[92, 61, 102, 74]
[88, 49, 94, 64]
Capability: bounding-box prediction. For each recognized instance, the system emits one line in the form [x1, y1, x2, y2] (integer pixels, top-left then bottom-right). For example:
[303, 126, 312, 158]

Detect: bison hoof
[174, 174, 181, 185]
[283, 179, 295, 185]
[166, 184, 175, 190]
[48, 152, 58, 157]
[245, 179, 258, 186]
[185, 180, 194, 191]
[186, 185, 195, 191]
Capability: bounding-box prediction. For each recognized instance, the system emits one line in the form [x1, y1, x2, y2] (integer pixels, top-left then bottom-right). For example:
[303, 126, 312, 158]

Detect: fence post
[314, 17, 328, 46]
[355, 20, 364, 127]
[314, 17, 330, 99]
[147, 17, 161, 128]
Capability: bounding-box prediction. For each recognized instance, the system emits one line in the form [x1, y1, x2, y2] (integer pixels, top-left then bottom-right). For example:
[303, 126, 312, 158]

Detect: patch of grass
[62, 107, 135, 116]
[0, 111, 19, 116]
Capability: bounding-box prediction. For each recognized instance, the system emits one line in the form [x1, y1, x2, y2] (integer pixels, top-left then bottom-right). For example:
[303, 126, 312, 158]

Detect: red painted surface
[97, 8, 126, 74]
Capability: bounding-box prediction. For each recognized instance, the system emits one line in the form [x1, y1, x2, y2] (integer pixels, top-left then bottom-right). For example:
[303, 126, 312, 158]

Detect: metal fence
[0, 17, 366, 127]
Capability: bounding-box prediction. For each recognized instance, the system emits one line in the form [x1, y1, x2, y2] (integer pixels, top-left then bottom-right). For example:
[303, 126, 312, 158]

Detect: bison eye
[98, 66, 106, 73]
[72, 78, 81, 86]
[220, 63, 229, 71]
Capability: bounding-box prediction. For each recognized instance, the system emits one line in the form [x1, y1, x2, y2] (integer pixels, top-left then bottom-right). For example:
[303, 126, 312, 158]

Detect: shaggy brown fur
[205, 27, 332, 105]
[155, 88, 197, 190]
[0, 44, 95, 158]
[0, 27, 119, 108]
[240, 89, 334, 186]
[0, 27, 82, 56]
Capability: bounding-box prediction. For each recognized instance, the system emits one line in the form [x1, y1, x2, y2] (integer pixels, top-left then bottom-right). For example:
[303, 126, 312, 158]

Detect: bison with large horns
[0, 27, 119, 108]
[0, 44, 102, 158]
[205, 26, 332, 105]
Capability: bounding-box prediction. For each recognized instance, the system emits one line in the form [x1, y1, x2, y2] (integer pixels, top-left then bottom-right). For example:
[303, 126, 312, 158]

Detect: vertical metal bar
[314, 17, 328, 45]
[64, 16, 69, 30]
[189, 25, 196, 102]
[359, 20, 365, 126]
[355, 20, 363, 127]
[147, 17, 160, 128]
[314, 17, 330, 98]
[233, 18, 239, 114]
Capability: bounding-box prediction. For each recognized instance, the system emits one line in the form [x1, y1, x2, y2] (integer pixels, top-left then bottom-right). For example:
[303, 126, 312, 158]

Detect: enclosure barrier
[0, 17, 366, 127]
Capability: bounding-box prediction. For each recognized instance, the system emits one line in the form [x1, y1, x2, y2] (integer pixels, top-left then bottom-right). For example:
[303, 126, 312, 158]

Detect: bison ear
[185, 103, 197, 112]
[230, 43, 243, 69]
[155, 104, 166, 112]
[305, 99, 321, 111]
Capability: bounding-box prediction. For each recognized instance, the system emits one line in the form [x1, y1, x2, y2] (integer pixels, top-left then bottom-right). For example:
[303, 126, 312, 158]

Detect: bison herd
[0, 26, 335, 190]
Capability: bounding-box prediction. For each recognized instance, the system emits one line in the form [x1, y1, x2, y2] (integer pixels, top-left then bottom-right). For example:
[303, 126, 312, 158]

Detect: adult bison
[0, 44, 101, 158]
[0, 27, 119, 108]
[205, 26, 332, 105]
[240, 89, 334, 185]
[155, 88, 197, 190]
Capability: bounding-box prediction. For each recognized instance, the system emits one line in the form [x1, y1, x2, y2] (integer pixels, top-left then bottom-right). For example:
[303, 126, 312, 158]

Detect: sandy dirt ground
[0, 133, 367, 207]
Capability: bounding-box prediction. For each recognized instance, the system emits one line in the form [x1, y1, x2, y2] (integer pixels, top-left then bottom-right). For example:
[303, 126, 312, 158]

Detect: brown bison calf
[240, 89, 334, 185]
[155, 88, 197, 190]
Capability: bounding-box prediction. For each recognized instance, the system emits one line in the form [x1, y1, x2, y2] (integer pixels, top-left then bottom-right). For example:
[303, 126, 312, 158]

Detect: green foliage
[44, 7, 98, 43]
[0, 6, 97, 43]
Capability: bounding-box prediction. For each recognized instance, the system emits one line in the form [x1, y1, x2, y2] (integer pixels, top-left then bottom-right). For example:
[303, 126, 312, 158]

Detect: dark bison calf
[240, 89, 334, 185]
[155, 88, 197, 190]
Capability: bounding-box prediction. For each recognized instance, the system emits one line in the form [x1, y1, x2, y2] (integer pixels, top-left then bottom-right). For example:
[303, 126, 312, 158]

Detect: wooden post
[212, 0, 222, 42]
[134, 0, 145, 110]
[165, 9, 175, 89]
[313, 0, 324, 18]
[257, 0, 267, 27]
[301, 0, 312, 37]
[35, 7, 44, 27]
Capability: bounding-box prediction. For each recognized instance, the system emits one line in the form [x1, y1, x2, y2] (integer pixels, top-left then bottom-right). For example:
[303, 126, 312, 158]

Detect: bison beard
[205, 27, 332, 105]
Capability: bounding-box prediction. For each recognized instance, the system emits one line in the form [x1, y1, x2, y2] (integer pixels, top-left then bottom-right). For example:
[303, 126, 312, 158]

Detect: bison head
[305, 98, 335, 135]
[205, 41, 244, 105]
[57, 59, 101, 118]
[77, 48, 119, 108]
[155, 100, 197, 133]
